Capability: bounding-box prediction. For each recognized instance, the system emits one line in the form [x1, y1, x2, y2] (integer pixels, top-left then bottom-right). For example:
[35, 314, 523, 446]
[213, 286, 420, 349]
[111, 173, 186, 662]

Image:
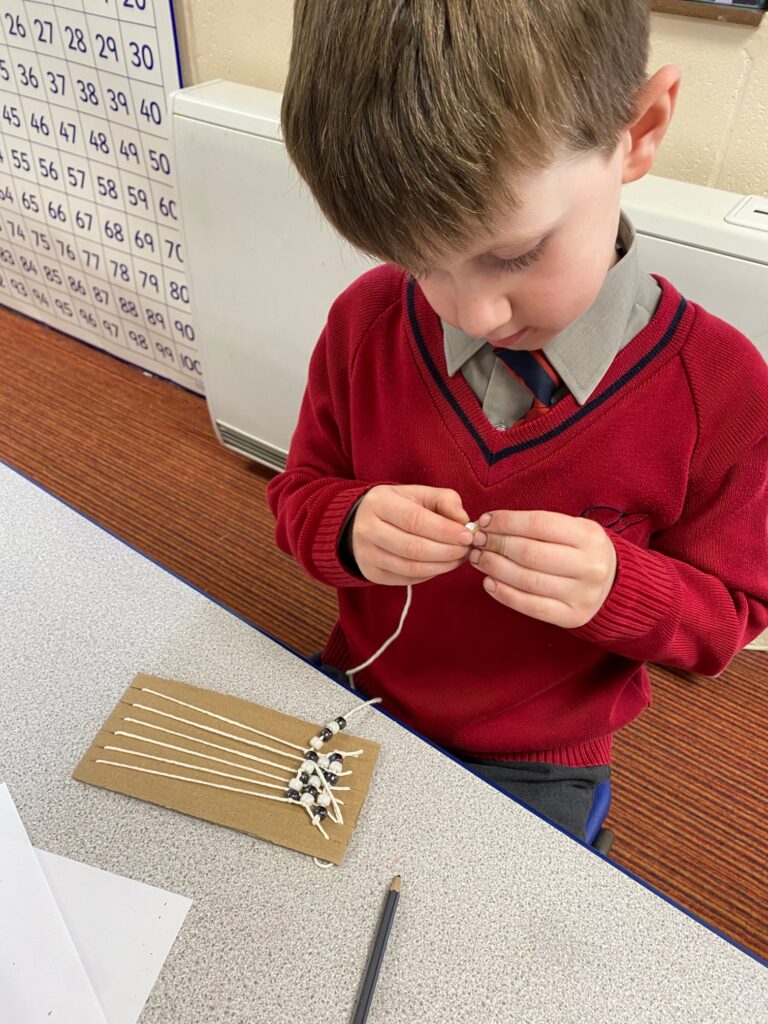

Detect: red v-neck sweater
[267, 265, 768, 766]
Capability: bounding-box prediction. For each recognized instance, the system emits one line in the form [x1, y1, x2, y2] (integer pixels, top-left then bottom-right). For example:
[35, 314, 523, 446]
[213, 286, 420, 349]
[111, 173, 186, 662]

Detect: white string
[95, 758, 331, 841]
[129, 703, 303, 767]
[302, 804, 330, 840]
[123, 717, 298, 777]
[346, 585, 413, 687]
[138, 687, 310, 755]
[343, 523, 477, 689]
[114, 730, 292, 782]
[321, 774, 345, 826]
[102, 745, 289, 792]
[95, 758, 289, 801]
[340, 696, 384, 723]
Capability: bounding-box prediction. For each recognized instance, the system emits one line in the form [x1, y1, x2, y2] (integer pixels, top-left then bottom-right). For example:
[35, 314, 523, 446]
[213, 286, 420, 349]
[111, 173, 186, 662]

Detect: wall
[171, 3, 768, 199]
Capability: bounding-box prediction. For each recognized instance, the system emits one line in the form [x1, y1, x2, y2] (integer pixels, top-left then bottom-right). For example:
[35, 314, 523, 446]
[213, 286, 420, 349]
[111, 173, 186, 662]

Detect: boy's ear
[622, 65, 682, 184]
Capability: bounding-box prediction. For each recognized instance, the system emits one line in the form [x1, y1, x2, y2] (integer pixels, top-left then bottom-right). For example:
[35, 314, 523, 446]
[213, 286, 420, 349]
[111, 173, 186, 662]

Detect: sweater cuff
[337, 493, 367, 578]
[572, 533, 683, 648]
[313, 485, 379, 588]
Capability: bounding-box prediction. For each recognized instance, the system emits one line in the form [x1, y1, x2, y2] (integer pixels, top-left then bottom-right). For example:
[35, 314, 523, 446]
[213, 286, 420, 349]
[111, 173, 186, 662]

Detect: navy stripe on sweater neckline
[406, 277, 688, 466]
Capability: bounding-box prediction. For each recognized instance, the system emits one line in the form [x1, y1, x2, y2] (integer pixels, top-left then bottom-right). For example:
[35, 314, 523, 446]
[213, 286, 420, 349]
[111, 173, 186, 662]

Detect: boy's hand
[468, 510, 617, 627]
[351, 484, 474, 585]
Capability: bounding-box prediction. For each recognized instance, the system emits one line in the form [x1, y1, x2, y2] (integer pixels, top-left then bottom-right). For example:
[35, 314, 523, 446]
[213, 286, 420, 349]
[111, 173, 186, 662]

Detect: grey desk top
[2, 462, 767, 1024]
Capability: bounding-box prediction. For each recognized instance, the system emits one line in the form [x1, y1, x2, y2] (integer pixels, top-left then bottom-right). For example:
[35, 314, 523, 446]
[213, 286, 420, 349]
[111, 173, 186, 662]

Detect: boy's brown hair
[282, 0, 650, 273]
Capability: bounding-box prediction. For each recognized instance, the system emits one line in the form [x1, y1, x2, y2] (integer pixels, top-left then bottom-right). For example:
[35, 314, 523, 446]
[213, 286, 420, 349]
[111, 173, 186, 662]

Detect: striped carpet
[2, 306, 766, 966]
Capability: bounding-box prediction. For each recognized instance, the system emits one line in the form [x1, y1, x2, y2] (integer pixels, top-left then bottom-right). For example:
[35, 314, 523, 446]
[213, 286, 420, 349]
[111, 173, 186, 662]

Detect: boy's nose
[453, 286, 513, 342]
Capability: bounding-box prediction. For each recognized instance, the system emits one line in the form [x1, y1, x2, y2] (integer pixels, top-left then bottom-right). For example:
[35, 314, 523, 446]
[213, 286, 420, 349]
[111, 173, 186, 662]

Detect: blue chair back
[585, 779, 612, 846]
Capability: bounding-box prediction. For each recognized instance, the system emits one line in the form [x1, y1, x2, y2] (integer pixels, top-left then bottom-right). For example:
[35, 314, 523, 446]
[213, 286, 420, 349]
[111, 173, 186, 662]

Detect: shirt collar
[442, 212, 640, 404]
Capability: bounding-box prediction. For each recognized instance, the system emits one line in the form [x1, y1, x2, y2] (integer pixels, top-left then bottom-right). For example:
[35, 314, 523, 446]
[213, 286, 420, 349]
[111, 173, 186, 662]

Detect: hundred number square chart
[0, 0, 202, 393]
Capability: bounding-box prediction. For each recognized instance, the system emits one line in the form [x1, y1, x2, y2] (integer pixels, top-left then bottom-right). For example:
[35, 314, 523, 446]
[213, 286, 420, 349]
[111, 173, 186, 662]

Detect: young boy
[267, 1, 768, 842]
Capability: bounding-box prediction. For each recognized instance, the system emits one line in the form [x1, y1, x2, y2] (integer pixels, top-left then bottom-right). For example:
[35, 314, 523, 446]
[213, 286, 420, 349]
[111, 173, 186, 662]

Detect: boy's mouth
[486, 326, 530, 348]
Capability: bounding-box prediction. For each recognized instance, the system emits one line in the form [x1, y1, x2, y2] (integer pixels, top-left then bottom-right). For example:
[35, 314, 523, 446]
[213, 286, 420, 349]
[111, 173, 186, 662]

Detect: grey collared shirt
[441, 212, 662, 430]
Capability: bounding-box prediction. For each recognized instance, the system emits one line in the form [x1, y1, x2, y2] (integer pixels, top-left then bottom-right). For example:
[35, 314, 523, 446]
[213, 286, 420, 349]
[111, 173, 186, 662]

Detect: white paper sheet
[0, 784, 192, 1024]
[36, 849, 192, 1024]
[0, 784, 108, 1024]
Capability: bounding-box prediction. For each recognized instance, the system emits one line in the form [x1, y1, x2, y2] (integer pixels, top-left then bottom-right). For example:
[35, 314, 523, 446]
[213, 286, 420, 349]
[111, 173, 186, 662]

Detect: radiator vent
[216, 420, 287, 471]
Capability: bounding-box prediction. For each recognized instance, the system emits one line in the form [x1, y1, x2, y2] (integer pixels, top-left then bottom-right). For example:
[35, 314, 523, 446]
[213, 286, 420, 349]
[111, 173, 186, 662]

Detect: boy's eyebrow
[482, 223, 556, 256]
[454, 213, 560, 262]
[418, 222, 555, 272]
[485, 233, 548, 257]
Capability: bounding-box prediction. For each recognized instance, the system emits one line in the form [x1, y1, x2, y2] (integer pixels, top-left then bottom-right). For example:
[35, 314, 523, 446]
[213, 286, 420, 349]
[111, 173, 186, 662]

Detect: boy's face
[416, 139, 630, 351]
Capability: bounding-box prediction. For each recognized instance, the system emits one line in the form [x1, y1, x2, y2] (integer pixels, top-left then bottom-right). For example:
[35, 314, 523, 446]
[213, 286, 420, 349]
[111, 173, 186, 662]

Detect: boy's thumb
[434, 488, 469, 525]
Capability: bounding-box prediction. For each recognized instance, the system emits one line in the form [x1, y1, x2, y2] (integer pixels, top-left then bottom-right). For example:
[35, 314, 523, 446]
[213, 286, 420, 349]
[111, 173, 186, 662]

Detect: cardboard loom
[74, 672, 380, 865]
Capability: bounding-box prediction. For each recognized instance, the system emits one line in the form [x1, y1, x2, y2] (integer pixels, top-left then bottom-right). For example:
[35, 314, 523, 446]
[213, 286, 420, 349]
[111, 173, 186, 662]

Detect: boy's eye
[495, 238, 547, 273]
[410, 236, 548, 281]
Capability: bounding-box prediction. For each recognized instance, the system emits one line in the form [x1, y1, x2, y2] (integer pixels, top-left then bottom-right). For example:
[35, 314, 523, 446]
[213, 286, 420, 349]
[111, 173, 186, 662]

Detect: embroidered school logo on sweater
[580, 506, 649, 535]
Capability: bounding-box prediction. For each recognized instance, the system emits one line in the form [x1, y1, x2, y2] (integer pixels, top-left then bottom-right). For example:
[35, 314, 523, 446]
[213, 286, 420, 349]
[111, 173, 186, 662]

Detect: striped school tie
[492, 347, 562, 423]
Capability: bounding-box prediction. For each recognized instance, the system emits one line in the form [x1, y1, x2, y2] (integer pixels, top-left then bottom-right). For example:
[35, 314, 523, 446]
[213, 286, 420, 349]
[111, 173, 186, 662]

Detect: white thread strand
[123, 718, 295, 778]
[320, 776, 344, 825]
[303, 804, 329, 841]
[95, 759, 329, 839]
[97, 760, 287, 803]
[139, 688, 309, 755]
[102, 746, 289, 791]
[342, 524, 471, 693]
[341, 696, 384, 723]
[313, 858, 335, 869]
[316, 771, 343, 826]
[128, 705, 302, 768]
[347, 585, 412, 685]
[113, 730, 288, 782]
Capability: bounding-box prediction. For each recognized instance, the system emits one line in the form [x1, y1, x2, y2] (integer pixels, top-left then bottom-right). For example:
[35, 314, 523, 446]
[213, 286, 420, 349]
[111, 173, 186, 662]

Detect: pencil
[351, 875, 402, 1024]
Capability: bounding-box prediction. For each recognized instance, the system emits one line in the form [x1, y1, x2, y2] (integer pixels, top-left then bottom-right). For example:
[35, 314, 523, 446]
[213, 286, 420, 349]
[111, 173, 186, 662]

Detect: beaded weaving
[74, 673, 380, 865]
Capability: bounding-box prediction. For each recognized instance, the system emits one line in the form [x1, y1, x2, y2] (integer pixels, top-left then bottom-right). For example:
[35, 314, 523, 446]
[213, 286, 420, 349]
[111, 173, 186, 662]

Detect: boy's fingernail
[479, 513, 492, 528]
[459, 530, 473, 544]
[469, 550, 481, 565]
[473, 531, 487, 547]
